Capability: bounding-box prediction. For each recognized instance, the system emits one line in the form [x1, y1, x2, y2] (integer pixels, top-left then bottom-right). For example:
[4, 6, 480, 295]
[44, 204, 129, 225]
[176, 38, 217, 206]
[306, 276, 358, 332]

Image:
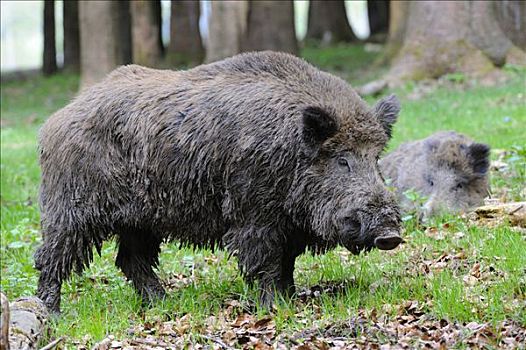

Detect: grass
[1, 44, 525, 348]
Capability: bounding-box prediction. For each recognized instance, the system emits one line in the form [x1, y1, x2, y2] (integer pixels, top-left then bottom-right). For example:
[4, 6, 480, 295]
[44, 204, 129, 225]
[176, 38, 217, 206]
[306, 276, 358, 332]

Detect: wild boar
[35, 51, 402, 313]
[380, 131, 490, 218]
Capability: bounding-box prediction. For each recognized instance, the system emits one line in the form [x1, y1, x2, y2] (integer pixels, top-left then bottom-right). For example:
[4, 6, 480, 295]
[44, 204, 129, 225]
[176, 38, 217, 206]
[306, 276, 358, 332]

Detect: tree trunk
[205, 1, 248, 63]
[117, 1, 133, 65]
[43, 0, 57, 76]
[63, 0, 80, 72]
[306, 0, 357, 45]
[243, 0, 298, 55]
[387, 1, 526, 82]
[495, 0, 526, 50]
[383, 0, 409, 60]
[154, 0, 165, 57]
[79, 1, 124, 89]
[367, 0, 389, 42]
[131, 0, 163, 67]
[169, 0, 204, 65]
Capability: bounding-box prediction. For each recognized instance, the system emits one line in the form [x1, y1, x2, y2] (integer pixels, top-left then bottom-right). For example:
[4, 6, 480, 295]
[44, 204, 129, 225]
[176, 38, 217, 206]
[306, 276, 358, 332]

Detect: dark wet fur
[35, 52, 401, 313]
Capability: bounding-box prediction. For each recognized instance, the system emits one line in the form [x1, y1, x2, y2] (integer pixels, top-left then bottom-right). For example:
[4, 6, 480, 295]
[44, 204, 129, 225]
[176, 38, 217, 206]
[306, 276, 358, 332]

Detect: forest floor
[1, 44, 525, 349]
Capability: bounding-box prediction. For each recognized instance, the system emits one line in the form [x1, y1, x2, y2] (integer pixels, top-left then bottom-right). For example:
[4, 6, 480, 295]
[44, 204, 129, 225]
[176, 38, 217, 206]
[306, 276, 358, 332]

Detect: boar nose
[374, 233, 402, 250]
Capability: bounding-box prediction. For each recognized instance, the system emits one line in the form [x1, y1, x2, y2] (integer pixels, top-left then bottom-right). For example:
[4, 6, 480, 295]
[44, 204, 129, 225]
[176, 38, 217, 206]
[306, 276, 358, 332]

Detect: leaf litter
[89, 301, 525, 349]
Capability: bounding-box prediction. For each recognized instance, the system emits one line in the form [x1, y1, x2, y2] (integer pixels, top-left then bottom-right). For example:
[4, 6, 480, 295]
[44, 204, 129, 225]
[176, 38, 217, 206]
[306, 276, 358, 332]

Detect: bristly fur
[379, 131, 490, 217]
[35, 51, 401, 312]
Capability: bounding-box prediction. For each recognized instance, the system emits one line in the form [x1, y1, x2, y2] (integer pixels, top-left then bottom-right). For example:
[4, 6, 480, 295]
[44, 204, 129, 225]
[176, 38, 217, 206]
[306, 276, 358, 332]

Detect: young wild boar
[35, 51, 403, 313]
[379, 131, 490, 218]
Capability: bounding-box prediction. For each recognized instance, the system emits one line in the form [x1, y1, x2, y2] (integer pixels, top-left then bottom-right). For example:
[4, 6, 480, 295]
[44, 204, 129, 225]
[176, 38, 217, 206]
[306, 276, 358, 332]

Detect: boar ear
[469, 143, 490, 175]
[424, 138, 440, 153]
[373, 94, 400, 138]
[302, 106, 338, 144]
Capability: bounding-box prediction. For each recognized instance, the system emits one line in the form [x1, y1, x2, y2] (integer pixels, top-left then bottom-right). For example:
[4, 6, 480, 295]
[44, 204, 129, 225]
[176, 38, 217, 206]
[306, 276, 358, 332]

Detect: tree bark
[387, 1, 526, 82]
[154, 0, 165, 57]
[243, 0, 298, 55]
[63, 0, 80, 72]
[383, 0, 409, 60]
[79, 1, 124, 89]
[169, 0, 204, 65]
[205, 1, 248, 63]
[43, 0, 57, 76]
[306, 0, 357, 45]
[117, 1, 133, 65]
[0, 294, 50, 350]
[131, 0, 163, 67]
[367, 0, 389, 41]
[495, 0, 526, 50]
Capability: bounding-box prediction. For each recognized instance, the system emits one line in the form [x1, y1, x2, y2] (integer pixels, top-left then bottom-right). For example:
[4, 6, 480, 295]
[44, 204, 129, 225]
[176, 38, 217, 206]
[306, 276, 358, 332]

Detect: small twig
[0, 293, 9, 350]
[509, 204, 524, 215]
[129, 338, 171, 348]
[199, 335, 236, 350]
[39, 336, 64, 350]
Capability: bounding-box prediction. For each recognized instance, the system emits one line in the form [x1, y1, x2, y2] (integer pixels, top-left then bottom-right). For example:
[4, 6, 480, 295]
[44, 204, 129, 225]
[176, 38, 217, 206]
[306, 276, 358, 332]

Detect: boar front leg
[224, 226, 292, 307]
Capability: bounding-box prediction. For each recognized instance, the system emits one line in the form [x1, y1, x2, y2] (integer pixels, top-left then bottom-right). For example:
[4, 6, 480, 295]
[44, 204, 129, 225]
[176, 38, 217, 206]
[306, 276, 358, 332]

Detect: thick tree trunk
[43, 0, 57, 76]
[306, 0, 357, 45]
[387, 1, 526, 82]
[383, 0, 409, 60]
[117, 1, 133, 65]
[495, 0, 526, 50]
[131, 0, 163, 67]
[205, 1, 248, 63]
[63, 0, 80, 72]
[243, 0, 298, 55]
[169, 0, 204, 65]
[367, 0, 389, 42]
[79, 1, 124, 88]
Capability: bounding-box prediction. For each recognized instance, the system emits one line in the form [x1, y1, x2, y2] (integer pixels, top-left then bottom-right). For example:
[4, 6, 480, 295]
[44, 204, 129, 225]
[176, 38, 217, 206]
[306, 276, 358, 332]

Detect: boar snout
[374, 233, 403, 250]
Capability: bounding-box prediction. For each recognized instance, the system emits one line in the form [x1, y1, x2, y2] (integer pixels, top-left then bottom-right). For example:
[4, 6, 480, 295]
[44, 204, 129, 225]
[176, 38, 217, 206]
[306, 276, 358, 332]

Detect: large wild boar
[35, 51, 402, 313]
[380, 131, 490, 218]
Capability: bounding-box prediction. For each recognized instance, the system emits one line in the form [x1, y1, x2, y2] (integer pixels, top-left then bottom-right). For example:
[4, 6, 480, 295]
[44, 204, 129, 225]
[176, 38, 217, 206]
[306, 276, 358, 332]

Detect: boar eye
[338, 157, 350, 171]
[426, 177, 434, 187]
[455, 183, 464, 190]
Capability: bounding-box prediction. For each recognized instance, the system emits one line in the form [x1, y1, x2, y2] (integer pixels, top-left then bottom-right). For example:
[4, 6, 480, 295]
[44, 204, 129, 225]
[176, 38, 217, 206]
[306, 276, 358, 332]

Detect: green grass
[1, 44, 525, 348]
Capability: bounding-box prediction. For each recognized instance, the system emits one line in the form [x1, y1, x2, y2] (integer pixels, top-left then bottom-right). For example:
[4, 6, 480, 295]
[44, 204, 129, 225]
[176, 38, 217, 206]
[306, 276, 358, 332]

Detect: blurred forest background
[1, 1, 526, 347]
[2, 0, 524, 88]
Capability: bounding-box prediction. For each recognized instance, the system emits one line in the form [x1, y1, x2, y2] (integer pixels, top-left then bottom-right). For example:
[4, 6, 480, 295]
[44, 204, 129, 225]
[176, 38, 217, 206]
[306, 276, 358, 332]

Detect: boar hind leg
[115, 230, 165, 303]
[35, 227, 96, 314]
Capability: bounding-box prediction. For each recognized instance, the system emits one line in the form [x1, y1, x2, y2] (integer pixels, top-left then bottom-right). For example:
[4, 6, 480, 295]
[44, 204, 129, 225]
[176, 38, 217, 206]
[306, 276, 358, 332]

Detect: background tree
[169, 0, 204, 65]
[79, 1, 124, 88]
[154, 0, 164, 57]
[43, 0, 57, 75]
[367, 0, 389, 42]
[306, 0, 357, 45]
[243, 0, 298, 54]
[131, 0, 162, 67]
[206, 1, 248, 63]
[495, 0, 526, 50]
[382, 0, 409, 61]
[387, 1, 526, 82]
[63, 0, 80, 72]
[117, 1, 133, 64]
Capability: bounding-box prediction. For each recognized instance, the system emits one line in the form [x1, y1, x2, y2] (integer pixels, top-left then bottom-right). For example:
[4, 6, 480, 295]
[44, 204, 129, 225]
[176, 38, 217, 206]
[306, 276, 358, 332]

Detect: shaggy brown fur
[35, 51, 402, 313]
[379, 131, 490, 217]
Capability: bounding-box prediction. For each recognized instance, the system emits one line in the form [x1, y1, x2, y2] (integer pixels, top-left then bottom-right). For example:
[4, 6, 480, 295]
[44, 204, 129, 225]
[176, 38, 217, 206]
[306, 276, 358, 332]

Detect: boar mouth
[347, 243, 373, 255]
